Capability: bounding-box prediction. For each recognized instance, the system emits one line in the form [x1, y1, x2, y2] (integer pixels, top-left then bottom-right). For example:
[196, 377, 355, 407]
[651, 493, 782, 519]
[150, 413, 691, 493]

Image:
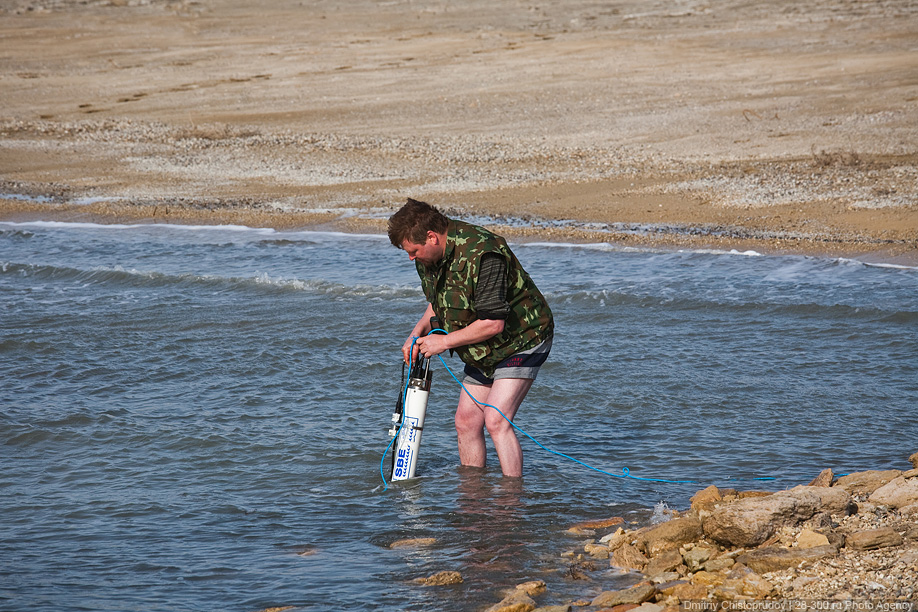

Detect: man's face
[400, 232, 442, 266]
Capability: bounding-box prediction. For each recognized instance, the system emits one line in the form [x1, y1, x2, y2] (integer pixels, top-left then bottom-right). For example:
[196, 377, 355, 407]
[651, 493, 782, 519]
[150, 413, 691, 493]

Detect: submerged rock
[414, 570, 463, 586]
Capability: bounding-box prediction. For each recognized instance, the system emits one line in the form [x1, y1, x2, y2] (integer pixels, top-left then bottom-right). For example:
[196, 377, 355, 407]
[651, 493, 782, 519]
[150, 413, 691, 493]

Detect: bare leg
[455, 384, 489, 469]
[454, 378, 534, 477]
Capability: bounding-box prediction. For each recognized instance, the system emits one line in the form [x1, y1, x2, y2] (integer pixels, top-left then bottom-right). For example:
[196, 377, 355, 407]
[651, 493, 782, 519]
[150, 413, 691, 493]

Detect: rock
[726, 564, 775, 598]
[668, 582, 708, 600]
[532, 606, 571, 612]
[390, 537, 436, 548]
[702, 491, 820, 548]
[682, 546, 713, 572]
[643, 548, 683, 577]
[636, 517, 703, 556]
[808, 468, 834, 487]
[611, 543, 648, 571]
[805, 511, 834, 530]
[516, 580, 547, 596]
[690, 485, 723, 512]
[590, 582, 656, 608]
[585, 543, 610, 559]
[868, 475, 918, 509]
[834, 470, 901, 495]
[796, 528, 831, 549]
[571, 517, 625, 530]
[734, 545, 837, 573]
[600, 527, 629, 550]
[845, 527, 904, 551]
[633, 604, 665, 612]
[415, 570, 463, 585]
[909, 452, 918, 469]
[565, 526, 596, 536]
[703, 557, 734, 572]
[486, 590, 536, 612]
[689, 570, 725, 587]
[785, 485, 856, 516]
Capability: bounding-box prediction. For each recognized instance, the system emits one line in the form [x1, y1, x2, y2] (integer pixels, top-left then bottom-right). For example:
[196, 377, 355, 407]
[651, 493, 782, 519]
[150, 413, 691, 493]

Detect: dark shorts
[461, 336, 552, 386]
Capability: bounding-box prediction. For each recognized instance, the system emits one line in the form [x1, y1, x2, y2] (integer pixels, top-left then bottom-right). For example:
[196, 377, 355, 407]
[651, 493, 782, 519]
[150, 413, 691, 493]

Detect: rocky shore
[413, 453, 918, 612]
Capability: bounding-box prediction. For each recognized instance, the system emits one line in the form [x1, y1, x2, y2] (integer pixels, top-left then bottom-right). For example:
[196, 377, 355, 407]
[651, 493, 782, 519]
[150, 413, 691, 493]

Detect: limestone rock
[796, 528, 831, 549]
[682, 546, 713, 572]
[515, 580, 546, 596]
[532, 606, 571, 612]
[611, 543, 648, 570]
[584, 542, 610, 559]
[669, 582, 708, 600]
[909, 451, 918, 469]
[808, 468, 834, 487]
[846, 527, 904, 551]
[734, 545, 837, 574]
[726, 564, 775, 598]
[600, 527, 629, 550]
[691, 485, 723, 512]
[635, 516, 703, 555]
[702, 491, 820, 548]
[703, 557, 734, 572]
[571, 516, 624, 530]
[590, 582, 656, 608]
[415, 570, 463, 585]
[834, 470, 901, 495]
[690, 570, 725, 587]
[643, 548, 683, 577]
[390, 537, 436, 548]
[486, 589, 536, 612]
[785, 485, 855, 516]
[868, 475, 918, 509]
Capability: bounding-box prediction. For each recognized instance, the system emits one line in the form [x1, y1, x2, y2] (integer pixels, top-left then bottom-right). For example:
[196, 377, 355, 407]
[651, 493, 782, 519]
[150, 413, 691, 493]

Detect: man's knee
[455, 407, 483, 435]
[484, 409, 514, 437]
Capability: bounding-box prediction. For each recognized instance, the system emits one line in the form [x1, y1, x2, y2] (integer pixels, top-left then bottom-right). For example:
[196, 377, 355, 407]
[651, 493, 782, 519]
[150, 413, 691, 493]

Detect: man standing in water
[388, 199, 554, 477]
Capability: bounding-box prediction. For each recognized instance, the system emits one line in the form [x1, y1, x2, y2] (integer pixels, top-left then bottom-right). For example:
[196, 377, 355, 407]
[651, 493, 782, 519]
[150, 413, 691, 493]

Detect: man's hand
[416, 333, 449, 359]
[402, 335, 421, 365]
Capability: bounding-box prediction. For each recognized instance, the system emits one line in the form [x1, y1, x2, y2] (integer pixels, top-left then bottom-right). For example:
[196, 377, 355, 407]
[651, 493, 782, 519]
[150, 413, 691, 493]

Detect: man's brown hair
[387, 198, 449, 248]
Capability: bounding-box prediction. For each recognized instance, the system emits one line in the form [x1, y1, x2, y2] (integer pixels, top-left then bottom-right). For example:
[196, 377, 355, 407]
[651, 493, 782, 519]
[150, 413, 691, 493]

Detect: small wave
[835, 257, 918, 271]
[1, 260, 418, 300]
[0, 229, 35, 240]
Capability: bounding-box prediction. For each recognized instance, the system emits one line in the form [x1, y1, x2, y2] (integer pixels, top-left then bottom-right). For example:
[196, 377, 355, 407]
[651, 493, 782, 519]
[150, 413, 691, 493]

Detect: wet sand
[1, 0, 916, 262]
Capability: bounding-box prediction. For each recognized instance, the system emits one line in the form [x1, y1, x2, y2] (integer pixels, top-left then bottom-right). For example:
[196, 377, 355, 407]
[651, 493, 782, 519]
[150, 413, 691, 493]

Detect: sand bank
[1, 0, 916, 262]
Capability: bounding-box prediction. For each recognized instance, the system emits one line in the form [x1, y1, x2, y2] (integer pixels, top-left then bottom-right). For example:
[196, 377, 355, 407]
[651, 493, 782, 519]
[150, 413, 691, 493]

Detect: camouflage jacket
[416, 219, 553, 377]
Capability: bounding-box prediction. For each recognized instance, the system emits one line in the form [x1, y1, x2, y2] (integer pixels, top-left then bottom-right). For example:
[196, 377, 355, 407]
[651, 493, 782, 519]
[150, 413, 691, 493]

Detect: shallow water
[2, 220, 916, 611]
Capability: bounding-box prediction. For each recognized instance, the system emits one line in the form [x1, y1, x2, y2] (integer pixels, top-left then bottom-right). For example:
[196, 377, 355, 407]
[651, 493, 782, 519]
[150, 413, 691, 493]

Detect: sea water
[2, 220, 916, 611]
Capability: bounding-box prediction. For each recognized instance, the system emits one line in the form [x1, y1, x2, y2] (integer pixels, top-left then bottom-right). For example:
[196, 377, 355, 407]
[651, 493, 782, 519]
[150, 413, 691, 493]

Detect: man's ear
[426, 230, 440, 245]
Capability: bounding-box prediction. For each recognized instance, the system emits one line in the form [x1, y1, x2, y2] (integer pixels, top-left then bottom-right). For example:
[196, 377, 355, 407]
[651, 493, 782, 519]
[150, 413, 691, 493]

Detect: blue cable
[380, 331, 776, 489]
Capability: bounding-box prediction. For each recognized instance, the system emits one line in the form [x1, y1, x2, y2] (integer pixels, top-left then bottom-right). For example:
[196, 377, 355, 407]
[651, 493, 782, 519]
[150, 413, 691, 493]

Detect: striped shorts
[461, 335, 553, 386]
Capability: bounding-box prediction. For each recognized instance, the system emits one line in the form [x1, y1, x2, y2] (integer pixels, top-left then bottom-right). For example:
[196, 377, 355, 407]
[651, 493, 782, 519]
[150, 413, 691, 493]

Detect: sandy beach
[1, 0, 916, 262]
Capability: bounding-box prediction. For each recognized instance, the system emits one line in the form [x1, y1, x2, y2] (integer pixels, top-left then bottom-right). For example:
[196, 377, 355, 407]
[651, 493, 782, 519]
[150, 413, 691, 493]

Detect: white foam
[0, 220, 387, 242]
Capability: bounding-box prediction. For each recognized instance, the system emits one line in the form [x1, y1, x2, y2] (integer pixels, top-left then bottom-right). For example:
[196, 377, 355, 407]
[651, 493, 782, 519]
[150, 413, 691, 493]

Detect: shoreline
[3, 196, 917, 268]
[2, 0, 917, 269]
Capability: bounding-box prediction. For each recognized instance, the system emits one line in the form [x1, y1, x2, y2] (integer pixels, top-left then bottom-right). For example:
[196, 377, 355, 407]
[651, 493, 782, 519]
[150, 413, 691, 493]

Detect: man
[387, 198, 553, 477]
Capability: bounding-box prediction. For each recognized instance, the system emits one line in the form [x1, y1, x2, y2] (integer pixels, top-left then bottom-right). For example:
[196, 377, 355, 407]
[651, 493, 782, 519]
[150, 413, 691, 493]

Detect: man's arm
[402, 303, 435, 364]
[416, 253, 509, 358]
